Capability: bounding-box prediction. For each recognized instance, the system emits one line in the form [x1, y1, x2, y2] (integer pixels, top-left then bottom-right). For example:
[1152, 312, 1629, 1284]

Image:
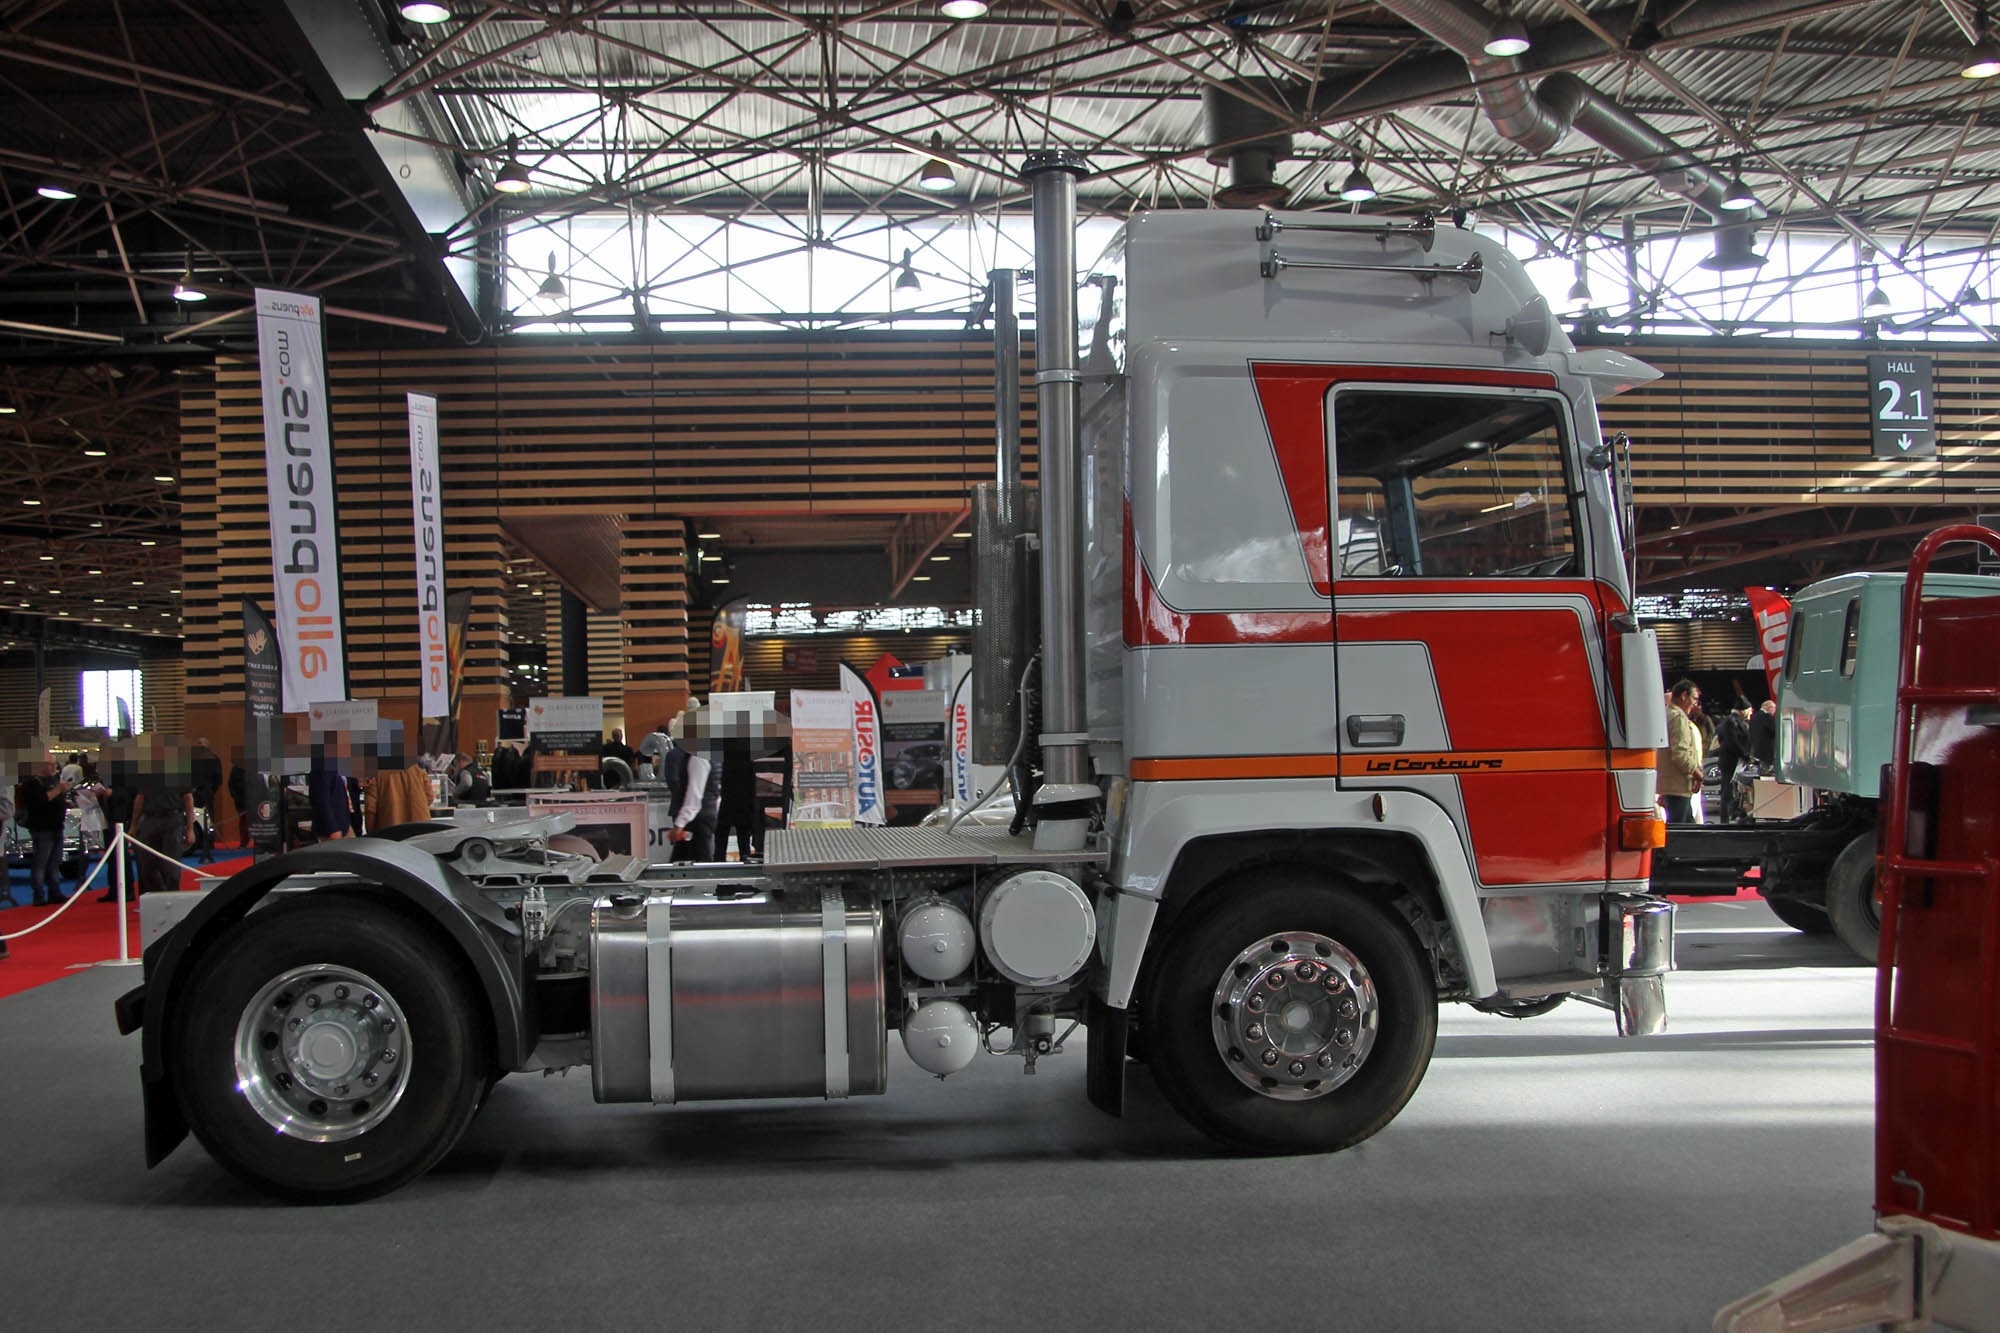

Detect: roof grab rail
[1260, 249, 1482, 293]
[1256, 211, 1436, 252]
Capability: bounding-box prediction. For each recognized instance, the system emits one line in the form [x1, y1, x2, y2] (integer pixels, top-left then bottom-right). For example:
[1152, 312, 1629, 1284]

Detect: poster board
[789, 689, 855, 827]
[528, 696, 603, 752]
[526, 791, 650, 861]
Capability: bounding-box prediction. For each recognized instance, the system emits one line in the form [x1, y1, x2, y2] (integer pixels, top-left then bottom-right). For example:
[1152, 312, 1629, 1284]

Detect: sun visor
[1568, 348, 1663, 399]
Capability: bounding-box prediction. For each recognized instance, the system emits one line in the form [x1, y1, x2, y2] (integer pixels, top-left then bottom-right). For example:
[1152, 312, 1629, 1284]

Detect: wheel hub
[1211, 932, 1378, 1101]
[233, 964, 412, 1142]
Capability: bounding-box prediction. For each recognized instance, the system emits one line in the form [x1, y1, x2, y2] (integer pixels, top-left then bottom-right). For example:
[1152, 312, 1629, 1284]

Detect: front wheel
[1145, 872, 1437, 1154]
[1825, 832, 1881, 963]
[170, 891, 490, 1201]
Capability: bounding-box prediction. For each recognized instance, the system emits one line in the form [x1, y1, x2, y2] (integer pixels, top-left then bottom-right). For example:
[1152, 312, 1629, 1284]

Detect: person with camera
[19, 756, 73, 906]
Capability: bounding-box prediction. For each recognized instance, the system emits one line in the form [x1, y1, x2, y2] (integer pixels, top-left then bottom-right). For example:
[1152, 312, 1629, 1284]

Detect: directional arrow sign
[1868, 353, 1935, 458]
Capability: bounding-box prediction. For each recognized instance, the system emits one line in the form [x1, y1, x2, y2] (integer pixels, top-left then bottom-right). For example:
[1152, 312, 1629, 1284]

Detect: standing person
[75, 770, 108, 856]
[600, 727, 637, 769]
[130, 741, 194, 896]
[1714, 707, 1752, 823]
[1656, 679, 1705, 824]
[188, 737, 222, 863]
[659, 708, 718, 862]
[18, 757, 72, 905]
[1751, 698, 1779, 769]
[715, 736, 760, 861]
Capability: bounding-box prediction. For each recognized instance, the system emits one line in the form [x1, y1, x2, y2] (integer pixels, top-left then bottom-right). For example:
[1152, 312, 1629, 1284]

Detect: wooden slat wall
[621, 519, 688, 695]
[185, 338, 1011, 710]
[1599, 344, 2000, 505]
[143, 660, 186, 734]
[182, 334, 2000, 716]
[0, 668, 79, 734]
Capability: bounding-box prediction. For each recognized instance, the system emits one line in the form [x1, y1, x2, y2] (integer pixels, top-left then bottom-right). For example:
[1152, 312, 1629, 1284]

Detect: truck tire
[1144, 871, 1436, 1154]
[1764, 897, 1834, 936]
[169, 891, 490, 1201]
[1825, 833, 1881, 963]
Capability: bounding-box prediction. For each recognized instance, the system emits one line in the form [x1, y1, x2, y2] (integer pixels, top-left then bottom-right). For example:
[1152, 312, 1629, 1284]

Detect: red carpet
[0, 852, 255, 1001]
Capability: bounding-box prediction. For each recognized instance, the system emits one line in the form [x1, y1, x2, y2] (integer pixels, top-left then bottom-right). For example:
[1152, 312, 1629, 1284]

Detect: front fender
[132, 838, 527, 1168]
[1101, 779, 1498, 1008]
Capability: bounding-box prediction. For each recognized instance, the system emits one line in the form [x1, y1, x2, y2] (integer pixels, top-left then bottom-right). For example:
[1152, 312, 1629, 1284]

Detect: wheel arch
[134, 838, 528, 1168]
[1138, 827, 1487, 1003]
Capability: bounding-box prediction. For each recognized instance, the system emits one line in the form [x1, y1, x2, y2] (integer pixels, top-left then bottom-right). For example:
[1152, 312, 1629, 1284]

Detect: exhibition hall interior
[3, 2, 1999, 1329]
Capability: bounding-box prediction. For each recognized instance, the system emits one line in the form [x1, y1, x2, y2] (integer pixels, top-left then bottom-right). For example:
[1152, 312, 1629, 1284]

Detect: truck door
[1323, 373, 1617, 891]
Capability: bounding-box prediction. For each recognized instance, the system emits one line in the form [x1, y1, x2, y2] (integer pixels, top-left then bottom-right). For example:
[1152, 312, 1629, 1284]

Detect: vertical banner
[408, 392, 448, 720]
[419, 588, 474, 756]
[1744, 587, 1793, 701]
[837, 662, 886, 825]
[443, 588, 472, 754]
[789, 689, 857, 827]
[242, 599, 284, 855]
[710, 601, 747, 693]
[255, 287, 346, 710]
[948, 669, 976, 805]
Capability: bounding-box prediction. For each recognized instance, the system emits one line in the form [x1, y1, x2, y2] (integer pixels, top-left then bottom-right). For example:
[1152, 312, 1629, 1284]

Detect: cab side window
[1333, 389, 1579, 578]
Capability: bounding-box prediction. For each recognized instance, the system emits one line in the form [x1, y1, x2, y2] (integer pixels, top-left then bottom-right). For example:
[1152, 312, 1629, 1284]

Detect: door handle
[1345, 714, 1405, 747]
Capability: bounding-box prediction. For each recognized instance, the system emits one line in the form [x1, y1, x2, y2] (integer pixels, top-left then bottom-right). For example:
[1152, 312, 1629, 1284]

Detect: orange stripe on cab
[1131, 748, 1650, 781]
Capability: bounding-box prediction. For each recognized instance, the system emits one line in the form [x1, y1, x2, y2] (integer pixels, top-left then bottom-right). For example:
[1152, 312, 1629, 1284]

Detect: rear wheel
[1824, 832, 1881, 963]
[1145, 871, 1436, 1154]
[170, 891, 490, 1201]
[1764, 896, 1834, 936]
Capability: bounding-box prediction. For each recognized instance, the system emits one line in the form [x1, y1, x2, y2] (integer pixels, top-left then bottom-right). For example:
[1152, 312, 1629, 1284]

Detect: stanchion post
[113, 824, 128, 962]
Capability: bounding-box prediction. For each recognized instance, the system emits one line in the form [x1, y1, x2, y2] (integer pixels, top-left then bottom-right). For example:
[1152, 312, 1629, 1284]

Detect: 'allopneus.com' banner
[408, 392, 448, 719]
[255, 287, 347, 709]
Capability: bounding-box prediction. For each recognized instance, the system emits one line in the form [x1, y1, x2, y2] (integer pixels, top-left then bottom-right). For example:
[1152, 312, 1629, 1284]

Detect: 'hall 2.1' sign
[1868, 353, 1935, 458]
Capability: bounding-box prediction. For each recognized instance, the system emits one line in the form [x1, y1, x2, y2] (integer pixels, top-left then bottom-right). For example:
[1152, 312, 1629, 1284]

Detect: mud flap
[1085, 994, 1127, 1116]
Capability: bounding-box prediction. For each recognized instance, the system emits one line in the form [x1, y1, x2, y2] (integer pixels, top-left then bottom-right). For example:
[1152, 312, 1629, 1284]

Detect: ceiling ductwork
[1202, 78, 1297, 208]
[1203, 0, 1809, 260]
[1534, 72, 1768, 228]
[1374, 0, 1567, 153]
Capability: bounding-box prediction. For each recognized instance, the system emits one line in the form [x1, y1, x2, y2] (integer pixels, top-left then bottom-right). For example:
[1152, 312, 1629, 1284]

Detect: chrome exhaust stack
[1022, 151, 1096, 852]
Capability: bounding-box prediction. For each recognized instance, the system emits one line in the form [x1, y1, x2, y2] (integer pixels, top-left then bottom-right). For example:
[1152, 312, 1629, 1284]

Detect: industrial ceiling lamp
[1565, 258, 1591, 312]
[536, 251, 565, 299]
[171, 257, 205, 302]
[494, 138, 532, 194]
[895, 248, 922, 292]
[940, 0, 989, 18]
[36, 180, 76, 201]
[1964, 6, 2000, 78]
[1339, 155, 1377, 203]
[1863, 266, 1891, 312]
[400, 2, 451, 22]
[1484, 2, 1531, 58]
[1719, 169, 1756, 212]
[918, 132, 955, 191]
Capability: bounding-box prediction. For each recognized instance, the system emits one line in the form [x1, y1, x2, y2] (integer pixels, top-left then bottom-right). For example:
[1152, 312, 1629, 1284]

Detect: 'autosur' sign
[1867, 353, 1935, 458]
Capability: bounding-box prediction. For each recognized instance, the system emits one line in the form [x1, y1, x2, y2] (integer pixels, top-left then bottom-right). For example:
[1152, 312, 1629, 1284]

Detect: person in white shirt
[659, 705, 718, 861]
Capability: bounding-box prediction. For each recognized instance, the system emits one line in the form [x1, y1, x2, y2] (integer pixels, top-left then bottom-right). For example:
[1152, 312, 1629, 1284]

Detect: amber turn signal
[1620, 814, 1668, 850]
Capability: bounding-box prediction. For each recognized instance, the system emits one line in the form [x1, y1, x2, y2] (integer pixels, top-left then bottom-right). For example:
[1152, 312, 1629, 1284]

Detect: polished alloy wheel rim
[1211, 932, 1378, 1101]
[233, 964, 412, 1141]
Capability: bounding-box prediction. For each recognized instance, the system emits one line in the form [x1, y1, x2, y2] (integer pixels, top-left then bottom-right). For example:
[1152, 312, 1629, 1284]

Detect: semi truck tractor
[1650, 568, 2000, 962]
[116, 155, 1677, 1201]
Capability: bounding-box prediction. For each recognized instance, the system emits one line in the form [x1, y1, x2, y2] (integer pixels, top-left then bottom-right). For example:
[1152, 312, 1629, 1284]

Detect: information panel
[1868, 353, 1935, 458]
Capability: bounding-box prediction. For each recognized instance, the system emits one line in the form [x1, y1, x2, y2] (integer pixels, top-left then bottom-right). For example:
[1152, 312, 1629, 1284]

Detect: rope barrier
[1, 824, 239, 961]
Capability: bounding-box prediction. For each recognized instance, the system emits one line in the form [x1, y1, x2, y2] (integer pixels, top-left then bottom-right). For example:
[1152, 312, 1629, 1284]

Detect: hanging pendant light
[895, 248, 922, 292]
[495, 137, 532, 193]
[1339, 156, 1376, 203]
[918, 132, 955, 191]
[1484, 3, 1531, 57]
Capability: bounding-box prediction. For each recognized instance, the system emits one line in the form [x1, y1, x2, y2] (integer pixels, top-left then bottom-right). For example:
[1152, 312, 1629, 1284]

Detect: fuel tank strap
[821, 890, 849, 1099]
[646, 899, 675, 1104]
